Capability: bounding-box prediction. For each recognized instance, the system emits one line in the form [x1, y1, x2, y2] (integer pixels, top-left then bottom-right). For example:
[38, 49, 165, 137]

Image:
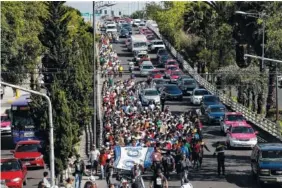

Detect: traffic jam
[98, 16, 282, 188]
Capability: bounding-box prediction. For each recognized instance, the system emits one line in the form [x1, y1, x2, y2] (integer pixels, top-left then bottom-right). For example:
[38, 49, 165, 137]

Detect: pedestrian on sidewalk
[73, 154, 86, 188]
[42, 171, 51, 188]
[89, 145, 100, 175]
[105, 159, 114, 185]
[99, 149, 108, 179]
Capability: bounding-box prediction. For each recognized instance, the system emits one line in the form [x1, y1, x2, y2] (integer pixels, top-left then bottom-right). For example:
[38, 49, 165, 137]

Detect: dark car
[121, 24, 132, 34]
[119, 29, 129, 38]
[200, 95, 221, 115]
[158, 54, 171, 67]
[159, 84, 183, 101]
[153, 79, 169, 91]
[156, 48, 169, 61]
[251, 143, 282, 187]
[177, 78, 198, 95]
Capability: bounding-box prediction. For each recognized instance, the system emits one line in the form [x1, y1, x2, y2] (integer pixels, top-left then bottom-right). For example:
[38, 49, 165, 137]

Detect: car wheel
[179, 96, 183, 101]
[23, 178, 27, 186]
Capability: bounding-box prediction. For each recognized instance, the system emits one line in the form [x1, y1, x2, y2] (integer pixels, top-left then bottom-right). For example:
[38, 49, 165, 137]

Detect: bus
[10, 94, 40, 144]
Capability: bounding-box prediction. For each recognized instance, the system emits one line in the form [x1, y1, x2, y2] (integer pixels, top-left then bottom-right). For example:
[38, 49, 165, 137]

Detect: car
[191, 89, 210, 105]
[204, 104, 227, 124]
[139, 21, 146, 27]
[11, 140, 45, 168]
[148, 40, 165, 52]
[158, 54, 171, 67]
[156, 48, 169, 61]
[121, 23, 132, 34]
[164, 65, 179, 78]
[148, 69, 165, 79]
[133, 51, 149, 62]
[152, 79, 170, 91]
[169, 70, 183, 83]
[140, 62, 155, 77]
[138, 58, 151, 67]
[159, 84, 183, 101]
[251, 143, 282, 186]
[139, 26, 148, 34]
[164, 59, 179, 68]
[1, 114, 11, 134]
[0, 158, 28, 188]
[200, 95, 221, 115]
[177, 78, 198, 95]
[133, 19, 141, 27]
[119, 29, 129, 38]
[220, 112, 247, 134]
[226, 124, 258, 149]
[146, 35, 157, 43]
[144, 30, 153, 36]
[139, 88, 160, 106]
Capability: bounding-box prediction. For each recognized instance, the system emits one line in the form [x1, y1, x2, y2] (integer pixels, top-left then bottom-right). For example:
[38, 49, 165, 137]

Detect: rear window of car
[159, 50, 168, 55]
[1, 115, 9, 122]
[262, 150, 282, 159]
[16, 144, 41, 152]
[143, 66, 154, 69]
[154, 41, 164, 45]
[0, 161, 20, 172]
[194, 90, 209, 96]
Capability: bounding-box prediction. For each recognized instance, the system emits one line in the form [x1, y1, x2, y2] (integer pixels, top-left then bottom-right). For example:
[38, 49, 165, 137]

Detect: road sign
[81, 12, 101, 17]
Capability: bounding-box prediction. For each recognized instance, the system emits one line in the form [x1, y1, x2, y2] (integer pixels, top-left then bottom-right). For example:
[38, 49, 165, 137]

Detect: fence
[147, 24, 282, 141]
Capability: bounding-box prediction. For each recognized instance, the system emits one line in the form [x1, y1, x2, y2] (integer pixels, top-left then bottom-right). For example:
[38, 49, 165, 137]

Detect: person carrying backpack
[162, 151, 175, 179]
[176, 154, 192, 186]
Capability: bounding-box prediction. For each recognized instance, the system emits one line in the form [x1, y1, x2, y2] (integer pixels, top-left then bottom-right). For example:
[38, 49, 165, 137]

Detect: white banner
[114, 146, 154, 171]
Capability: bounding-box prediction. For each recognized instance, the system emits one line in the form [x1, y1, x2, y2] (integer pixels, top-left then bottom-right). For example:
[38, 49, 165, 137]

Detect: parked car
[191, 89, 210, 105]
[164, 65, 179, 78]
[140, 62, 155, 77]
[226, 124, 258, 149]
[251, 143, 282, 187]
[139, 88, 160, 106]
[177, 78, 198, 95]
[1, 114, 11, 134]
[148, 40, 165, 52]
[0, 158, 28, 188]
[220, 112, 247, 134]
[159, 84, 183, 101]
[169, 70, 183, 83]
[156, 48, 169, 61]
[200, 95, 221, 115]
[152, 79, 169, 91]
[11, 140, 45, 169]
[148, 69, 165, 79]
[204, 104, 227, 124]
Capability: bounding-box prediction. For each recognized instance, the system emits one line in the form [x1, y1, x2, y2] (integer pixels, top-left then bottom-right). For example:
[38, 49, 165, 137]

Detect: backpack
[194, 133, 200, 141]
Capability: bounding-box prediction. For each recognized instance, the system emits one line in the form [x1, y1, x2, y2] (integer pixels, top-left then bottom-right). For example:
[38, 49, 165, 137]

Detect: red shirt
[177, 124, 183, 130]
[99, 154, 108, 166]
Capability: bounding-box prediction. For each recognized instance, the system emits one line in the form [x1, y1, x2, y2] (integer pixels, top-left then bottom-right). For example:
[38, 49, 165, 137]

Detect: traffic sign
[81, 12, 101, 17]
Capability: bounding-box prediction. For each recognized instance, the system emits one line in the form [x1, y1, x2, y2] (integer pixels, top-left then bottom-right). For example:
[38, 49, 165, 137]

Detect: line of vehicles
[114, 17, 282, 187]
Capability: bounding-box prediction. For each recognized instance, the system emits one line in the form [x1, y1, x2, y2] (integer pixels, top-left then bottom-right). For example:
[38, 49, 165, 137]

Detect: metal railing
[147, 24, 282, 141]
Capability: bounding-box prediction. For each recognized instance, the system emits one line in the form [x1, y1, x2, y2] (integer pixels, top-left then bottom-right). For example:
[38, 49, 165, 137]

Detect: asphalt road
[110, 27, 282, 188]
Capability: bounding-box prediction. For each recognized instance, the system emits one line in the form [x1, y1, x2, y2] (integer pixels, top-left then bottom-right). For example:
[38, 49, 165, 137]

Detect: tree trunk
[237, 85, 243, 104]
[266, 65, 276, 117]
[257, 92, 264, 114]
[252, 91, 257, 112]
[247, 87, 251, 108]
[30, 72, 35, 90]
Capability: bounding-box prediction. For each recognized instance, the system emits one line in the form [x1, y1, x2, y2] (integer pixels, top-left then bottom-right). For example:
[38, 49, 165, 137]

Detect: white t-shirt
[90, 150, 100, 162]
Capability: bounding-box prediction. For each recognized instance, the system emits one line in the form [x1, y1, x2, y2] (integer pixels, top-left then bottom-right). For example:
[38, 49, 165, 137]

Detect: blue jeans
[75, 173, 82, 188]
[100, 165, 105, 179]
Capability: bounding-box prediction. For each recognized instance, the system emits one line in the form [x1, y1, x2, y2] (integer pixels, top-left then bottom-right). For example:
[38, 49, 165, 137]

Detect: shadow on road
[1, 135, 14, 150]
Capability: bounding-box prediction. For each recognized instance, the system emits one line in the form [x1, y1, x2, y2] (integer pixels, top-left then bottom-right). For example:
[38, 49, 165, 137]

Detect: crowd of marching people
[87, 32, 225, 188]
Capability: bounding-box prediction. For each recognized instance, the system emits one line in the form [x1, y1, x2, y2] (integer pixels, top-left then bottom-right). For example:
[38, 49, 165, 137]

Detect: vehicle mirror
[10, 150, 15, 153]
[255, 131, 259, 135]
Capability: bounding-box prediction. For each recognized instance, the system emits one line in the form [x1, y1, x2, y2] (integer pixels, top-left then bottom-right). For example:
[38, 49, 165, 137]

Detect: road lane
[111, 26, 281, 188]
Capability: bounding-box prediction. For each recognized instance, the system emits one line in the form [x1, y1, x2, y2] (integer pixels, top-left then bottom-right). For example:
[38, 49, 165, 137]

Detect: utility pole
[0, 81, 55, 187]
[244, 54, 282, 121]
[93, 1, 97, 146]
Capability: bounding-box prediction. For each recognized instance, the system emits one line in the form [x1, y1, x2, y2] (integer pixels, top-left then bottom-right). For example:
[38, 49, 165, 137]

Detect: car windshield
[147, 36, 155, 40]
[107, 26, 116, 29]
[134, 42, 147, 48]
[167, 61, 177, 65]
[154, 80, 166, 84]
[166, 86, 178, 91]
[231, 126, 254, 134]
[167, 67, 178, 71]
[1, 115, 9, 122]
[143, 66, 154, 69]
[159, 50, 168, 55]
[0, 161, 20, 172]
[204, 96, 218, 102]
[145, 90, 159, 96]
[194, 90, 209, 96]
[172, 72, 181, 76]
[227, 115, 245, 121]
[154, 41, 164, 45]
[16, 144, 40, 152]
[261, 150, 282, 159]
[183, 80, 195, 85]
[210, 107, 225, 113]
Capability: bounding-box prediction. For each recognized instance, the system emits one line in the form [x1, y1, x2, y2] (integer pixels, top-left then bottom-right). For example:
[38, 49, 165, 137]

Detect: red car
[1, 114, 11, 134]
[139, 27, 147, 34]
[170, 70, 183, 82]
[0, 158, 27, 188]
[148, 69, 165, 79]
[165, 59, 179, 68]
[11, 140, 45, 168]
[144, 30, 153, 36]
[164, 65, 180, 78]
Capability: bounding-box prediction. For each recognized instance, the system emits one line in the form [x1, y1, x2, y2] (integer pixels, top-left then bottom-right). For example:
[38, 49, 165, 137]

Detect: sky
[66, 1, 147, 20]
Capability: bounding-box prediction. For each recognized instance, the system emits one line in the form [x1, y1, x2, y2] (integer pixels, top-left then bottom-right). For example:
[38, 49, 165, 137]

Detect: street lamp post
[235, 11, 267, 72]
[244, 54, 282, 121]
[0, 81, 55, 187]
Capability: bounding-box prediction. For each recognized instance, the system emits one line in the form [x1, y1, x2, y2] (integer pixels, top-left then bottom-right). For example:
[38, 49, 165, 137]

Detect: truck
[129, 35, 148, 53]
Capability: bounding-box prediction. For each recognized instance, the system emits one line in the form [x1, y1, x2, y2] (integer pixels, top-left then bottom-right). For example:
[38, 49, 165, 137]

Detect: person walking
[213, 141, 226, 176]
[73, 154, 86, 188]
[89, 145, 100, 175]
[149, 169, 168, 188]
[118, 65, 123, 77]
[105, 159, 114, 185]
[162, 150, 175, 179]
[99, 149, 108, 179]
[160, 93, 166, 112]
[176, 154, 192, 186]
[42, 171, 51, 188]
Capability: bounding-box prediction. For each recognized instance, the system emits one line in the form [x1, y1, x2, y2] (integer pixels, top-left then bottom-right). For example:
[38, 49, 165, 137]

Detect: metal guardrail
[147, 24, 282, 141]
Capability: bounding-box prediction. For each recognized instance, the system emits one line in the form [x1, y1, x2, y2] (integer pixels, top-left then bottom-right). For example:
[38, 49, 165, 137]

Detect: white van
[106, 23, 117, 33]
[129, 35, 148, 52]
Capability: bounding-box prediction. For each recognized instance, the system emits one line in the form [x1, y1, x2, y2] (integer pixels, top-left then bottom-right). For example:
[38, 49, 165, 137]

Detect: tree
[131, 10, 145, 19]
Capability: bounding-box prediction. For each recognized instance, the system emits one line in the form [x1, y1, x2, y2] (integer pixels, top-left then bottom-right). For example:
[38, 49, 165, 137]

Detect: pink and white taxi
[220, 112, 247, 134]
[1, 114, 11, 134]
[226, 124, 258, 149]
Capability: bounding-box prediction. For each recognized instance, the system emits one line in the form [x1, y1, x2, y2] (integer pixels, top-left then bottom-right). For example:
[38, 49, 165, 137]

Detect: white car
[140, 62, 155, 76]
[148, 40, 165, 52]
[133, 19, 141, 27]
[191, 89, 210, 105]
[139, 88, 160, 105]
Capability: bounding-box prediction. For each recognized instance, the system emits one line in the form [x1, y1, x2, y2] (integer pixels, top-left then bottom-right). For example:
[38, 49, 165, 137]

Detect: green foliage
[131, 10, 145, 19]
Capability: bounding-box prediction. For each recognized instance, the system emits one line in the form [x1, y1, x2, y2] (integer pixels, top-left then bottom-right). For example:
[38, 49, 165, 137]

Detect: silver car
[191, 89, 210, 105]
[139, 88, 160, 106]
[140, 62, 155, 76]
